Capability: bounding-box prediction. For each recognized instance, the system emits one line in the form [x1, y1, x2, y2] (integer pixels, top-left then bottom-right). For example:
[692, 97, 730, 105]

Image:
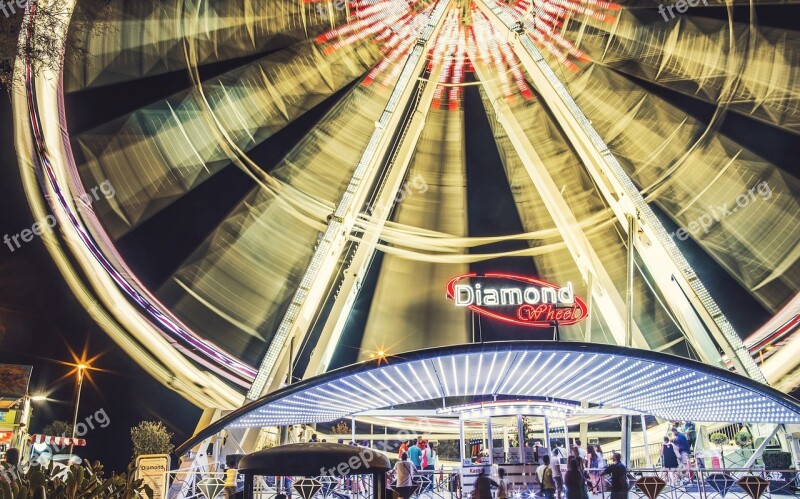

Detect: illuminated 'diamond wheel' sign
[293, 477, 323, 499]
[737, 476, 770, 499]
[634, 475, 666, 499]
[197, 477, 226, 499]
[706, 473, 737, 497]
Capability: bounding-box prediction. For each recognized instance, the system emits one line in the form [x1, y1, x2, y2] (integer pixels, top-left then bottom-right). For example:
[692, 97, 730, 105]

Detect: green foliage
[130, 421, 174, 457]
[0, 461, 152, 499]
[41, 421, 74, 438]
[709, 432, 728, 446]
[734, 430, 752, 448]
[435, 440, 460, 462]
[763, 451, 792, 470]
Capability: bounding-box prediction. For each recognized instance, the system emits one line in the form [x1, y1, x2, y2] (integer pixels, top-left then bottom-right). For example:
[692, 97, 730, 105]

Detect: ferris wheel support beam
[470, 57, 649, 352]
[474, 0, 766, 383]
[246, 0, 454, 400]
[302, 66, 449, 379]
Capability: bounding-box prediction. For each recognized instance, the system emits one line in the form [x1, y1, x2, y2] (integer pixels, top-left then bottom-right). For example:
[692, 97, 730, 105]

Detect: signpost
[135, 454, 170, 499]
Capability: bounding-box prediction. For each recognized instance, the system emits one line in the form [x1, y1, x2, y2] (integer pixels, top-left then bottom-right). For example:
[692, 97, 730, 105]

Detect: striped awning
[29, 434, 86, 447]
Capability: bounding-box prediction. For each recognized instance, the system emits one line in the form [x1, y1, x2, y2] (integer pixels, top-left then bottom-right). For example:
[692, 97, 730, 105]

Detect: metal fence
[168, 468, 463, 499]
[586, 467, 799, 499]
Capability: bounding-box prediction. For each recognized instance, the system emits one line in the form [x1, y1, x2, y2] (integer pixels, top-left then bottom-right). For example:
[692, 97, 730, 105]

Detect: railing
[167, 467, 226, 499]
[629, 443, 667, 469]
[582, 467, 800, 499]
[246, 470, 461, 499]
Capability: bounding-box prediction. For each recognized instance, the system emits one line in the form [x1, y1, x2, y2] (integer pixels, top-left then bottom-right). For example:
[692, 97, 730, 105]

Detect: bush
[763, 451, 792, 470]
[0, 460, 152, 499]
[734, 430, 752, 448]
[41, 421, 73, 438]
[709, 433, 728, 446]
[130, 421, 174, 457]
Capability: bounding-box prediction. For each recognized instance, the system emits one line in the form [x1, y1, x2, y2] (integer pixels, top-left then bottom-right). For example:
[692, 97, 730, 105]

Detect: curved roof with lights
[176, 341, 800, 454]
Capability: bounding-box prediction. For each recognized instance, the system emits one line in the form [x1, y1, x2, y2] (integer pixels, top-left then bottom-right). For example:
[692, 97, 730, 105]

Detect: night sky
[1, 1, 799, 473]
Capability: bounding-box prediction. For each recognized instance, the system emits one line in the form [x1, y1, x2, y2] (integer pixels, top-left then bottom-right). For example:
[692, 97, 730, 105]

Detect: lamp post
[69, 364, 88, 456]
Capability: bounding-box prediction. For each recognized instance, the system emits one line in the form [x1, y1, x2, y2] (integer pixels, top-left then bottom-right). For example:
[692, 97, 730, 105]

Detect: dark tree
[0, 0, 112, 91]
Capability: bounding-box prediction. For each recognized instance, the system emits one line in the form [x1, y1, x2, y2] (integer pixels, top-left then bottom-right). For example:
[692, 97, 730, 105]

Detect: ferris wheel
[13, 0, 800, 412]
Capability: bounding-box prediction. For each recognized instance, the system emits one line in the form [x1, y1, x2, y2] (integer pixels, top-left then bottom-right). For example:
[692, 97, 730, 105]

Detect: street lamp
[69, 364, 88, 456]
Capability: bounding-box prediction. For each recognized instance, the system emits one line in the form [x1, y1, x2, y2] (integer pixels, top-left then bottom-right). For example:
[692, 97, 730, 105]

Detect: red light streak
[314, 0, 618, 106]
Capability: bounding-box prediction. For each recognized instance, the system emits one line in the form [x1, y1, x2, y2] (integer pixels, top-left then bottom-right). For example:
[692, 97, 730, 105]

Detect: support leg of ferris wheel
[303, 45, 451, 379]
[245, 0, 455, 400]
[469, 49, 651, 353]
[473, 0, 765, 382]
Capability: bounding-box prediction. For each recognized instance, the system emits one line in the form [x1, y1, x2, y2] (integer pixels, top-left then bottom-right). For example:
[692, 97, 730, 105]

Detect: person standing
[393, 452, 417, 499]
[671, 428, 691, 476]
[682, 422, 697, 452]
[473, 469, 498, 499]
[569, 447, 585, 474]
[537, 455, 557, 499]
[224, 465, 239, 499]
[422, 441, 437, 492]
[661, 436, 680, 486]
[585, 446, 600, 494]
[551, 449, 564, 499]
[309, 434, 319, 443]
[398, 440, 409, 460]
[565, 457, 588, 499]
[408, 439, 422, 469]
[594, 445, 606, 469]
[574, 440, 587, 460]
[496, 468, 514, 499]
[599, 453, 629, 499]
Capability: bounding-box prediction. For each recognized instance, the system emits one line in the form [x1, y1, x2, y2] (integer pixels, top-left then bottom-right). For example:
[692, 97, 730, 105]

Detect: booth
[238, 443, 391, 499]
[450, 401, 573, 494]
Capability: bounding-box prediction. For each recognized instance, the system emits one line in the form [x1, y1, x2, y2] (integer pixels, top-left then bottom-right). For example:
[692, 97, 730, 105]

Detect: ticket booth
[455, 402, 571, 495]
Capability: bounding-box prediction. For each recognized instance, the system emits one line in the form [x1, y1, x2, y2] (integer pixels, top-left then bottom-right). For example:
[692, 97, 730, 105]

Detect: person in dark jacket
[600, 453, 629, 499]
[564, 457, 587, 499]
[473, 469, 498, 499]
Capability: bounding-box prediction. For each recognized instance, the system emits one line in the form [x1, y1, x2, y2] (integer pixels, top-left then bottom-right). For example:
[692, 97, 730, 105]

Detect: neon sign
[446, 273, 588, 327]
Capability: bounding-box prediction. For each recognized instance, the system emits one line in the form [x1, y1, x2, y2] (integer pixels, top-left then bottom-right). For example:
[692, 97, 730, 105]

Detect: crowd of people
[392, 437, 440, 498]
[389, 436, 631, 499]
[659, 424, 695, 486]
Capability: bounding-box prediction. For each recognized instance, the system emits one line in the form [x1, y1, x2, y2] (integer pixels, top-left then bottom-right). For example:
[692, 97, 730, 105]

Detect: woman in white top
[421, 442, 438, 491]
[393, 452, 417, 499]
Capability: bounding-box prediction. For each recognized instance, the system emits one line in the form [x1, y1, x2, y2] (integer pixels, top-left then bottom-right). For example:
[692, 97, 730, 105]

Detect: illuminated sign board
[446, 273, 588, 327]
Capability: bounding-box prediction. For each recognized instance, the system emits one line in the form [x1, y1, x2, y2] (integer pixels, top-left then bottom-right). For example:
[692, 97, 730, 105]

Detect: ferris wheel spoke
[65, 0, 343, 91]
[560, 10, 800, 136]
[73, 39, 380, 241]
